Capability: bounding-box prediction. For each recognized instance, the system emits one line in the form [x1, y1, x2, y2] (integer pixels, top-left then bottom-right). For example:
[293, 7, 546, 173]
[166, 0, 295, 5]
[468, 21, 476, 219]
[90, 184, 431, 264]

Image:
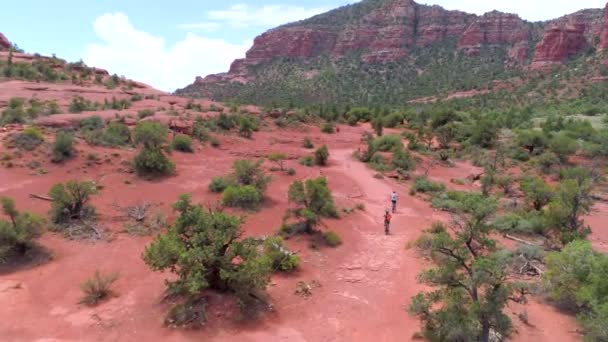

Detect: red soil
[0, 96, 596, 341]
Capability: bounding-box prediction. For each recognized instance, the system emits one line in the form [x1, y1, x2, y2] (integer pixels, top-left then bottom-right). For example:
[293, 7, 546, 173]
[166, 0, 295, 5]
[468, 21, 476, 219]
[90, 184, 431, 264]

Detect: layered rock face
[600, 4, 608, 50]
[0, 32, 10, 50]
[457, 11, 531, 62]
[531, 25, 588, 68]
[185, 0, 608, 86]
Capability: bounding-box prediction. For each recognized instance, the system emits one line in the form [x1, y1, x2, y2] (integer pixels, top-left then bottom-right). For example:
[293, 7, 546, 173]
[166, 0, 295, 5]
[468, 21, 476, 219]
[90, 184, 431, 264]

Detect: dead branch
[504, 234, 537, 246]
[29, 193, 53, 201]
[112, 202, 153, 222]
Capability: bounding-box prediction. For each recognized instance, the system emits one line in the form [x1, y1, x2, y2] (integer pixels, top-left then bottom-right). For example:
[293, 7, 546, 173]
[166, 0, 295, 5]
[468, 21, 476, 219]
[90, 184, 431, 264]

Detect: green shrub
[0, 197, 45, 263]
[102, 122, 131, 146]
[302, 137, 314, 149]
[1, 97, 26, 124]
[544, 240, 608, 341]
[264, 236, 300, 272]
[68, 96, 94, 113]
[239, 116, 255, 138]
[373, 135, 403, 152]
[172, 134, 193, 153]
[300, 156, 314, 167]
[216, 112, 236, 130]
[287, 177, 338, 232]
[192, 118, 209, 142]
[222, 185, 262, 209]
[79, 270, 119, 305]
[323, 231, 342, 247]
[49, 180, 97, 224]
[549, 133, 578, 162]
[537, 152, 560, 174]
[268, 153, 287, 171]
[134, 121, 168, 148]
[314, 145, 330, 166]
[209, 176, 231, 193]
[411, 176, 446, 194]
[143, 195, 271, 323]
[134, 147, 175, 177]
[233, 159, 271, 193]
[392, 147, 415, 171]
[52, 131, 75, 162]
[137, 109, 155, 119]
[80, 116, 105, 131]
[286, 168, 296, 176]
[321, 122, 335, 134]
[209, 136, 220, 147]
[383, 112, 404, 128]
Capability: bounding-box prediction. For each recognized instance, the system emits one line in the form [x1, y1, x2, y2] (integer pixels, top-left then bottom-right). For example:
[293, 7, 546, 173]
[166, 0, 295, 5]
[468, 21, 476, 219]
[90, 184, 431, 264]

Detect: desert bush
[222, 185, 263, 210]
[268, 153, 287, 171]
[264, 236, 300, 272]
[372, 135, 402, 152]
[79, 270, 119, 305]
[544, 240, 608, 341]
[537, 152, 560, 174]
[286, 168, 296, 176]
[411, 176, 446, 195]
[209, 176, 232, 193]
[172, 134, 193, 153]
[321, 122, 335, 134]
[383, 112, 404, 128]
[0, 197, 45, 263]
[68, 96, 95, 113]
[493, 211, 549, 236]
[49, 180, 97, 224]
[51, 131, 75, 162]
[134, 147, 175, 176]
[233, 159, 271, 193]
[80, 116, 105, 131]
[210, 136, 220, 147]
[137, 109, 155, 119]
[302, 137, 314, 149]
[550, 133, 578, 163]
[1, 97, 26, 124]
[520, 176, 553, 211]
[372, 116, 383, 136]
[299, 156, 314, 167]
[102, 122, 131, 146]
[287, 177, 338, 233]
[392, 147, 415, 171]
[11, 127, 44, 150]
[143, 195, 272, 324]
[546, 177, 593, 244]
[133, 121, 168, 149]
[216, 112, 237, 130]
[314, 145, 330, 166]
[239, 116, 255, 138]
[323, 230, 342, 247]
[192, 118, 209, 142]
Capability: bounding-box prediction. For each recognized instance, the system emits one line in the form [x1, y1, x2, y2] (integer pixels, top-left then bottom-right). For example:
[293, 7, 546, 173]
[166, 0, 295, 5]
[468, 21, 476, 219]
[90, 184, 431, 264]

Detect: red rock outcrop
[0, 32, 10, 50]
[531, 24, 588, 69]
[458, 11, 530, 58]
[600, 4, 608, 50]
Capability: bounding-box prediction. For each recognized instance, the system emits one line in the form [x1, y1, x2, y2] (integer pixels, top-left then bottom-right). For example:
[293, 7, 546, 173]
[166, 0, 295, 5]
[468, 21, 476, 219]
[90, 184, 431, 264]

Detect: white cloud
[82, 13, 250, 92]
[176, 22, 221, 32]
[181, 3, 330, 30]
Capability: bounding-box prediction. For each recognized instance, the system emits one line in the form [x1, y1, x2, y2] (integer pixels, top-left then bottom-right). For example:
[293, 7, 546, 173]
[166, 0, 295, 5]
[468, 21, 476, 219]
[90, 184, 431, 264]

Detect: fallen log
[29, 194, 53, 201]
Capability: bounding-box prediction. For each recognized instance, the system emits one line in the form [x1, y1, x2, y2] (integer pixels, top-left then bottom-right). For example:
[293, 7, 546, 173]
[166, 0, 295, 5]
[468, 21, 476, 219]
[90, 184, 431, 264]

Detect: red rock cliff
[0, 33, 10, 50]
[188, 0, 607, 85]
[600, 4, 608, 50]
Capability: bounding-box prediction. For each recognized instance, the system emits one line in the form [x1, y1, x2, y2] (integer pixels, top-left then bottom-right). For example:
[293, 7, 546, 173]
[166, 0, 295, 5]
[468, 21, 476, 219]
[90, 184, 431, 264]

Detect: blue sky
[1, 0, 606, 91]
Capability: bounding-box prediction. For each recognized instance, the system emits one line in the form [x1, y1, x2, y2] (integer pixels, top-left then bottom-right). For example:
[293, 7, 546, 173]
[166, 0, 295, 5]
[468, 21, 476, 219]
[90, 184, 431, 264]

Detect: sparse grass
[323, 230, 342, 247]
[79, 270, 119, 306]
